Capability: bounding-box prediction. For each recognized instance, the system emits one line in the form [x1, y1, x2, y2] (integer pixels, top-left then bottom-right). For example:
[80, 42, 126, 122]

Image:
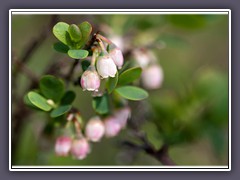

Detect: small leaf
[27, 91, 52, 111]
[39, 75, 65, 103]
[24, 94, 39, 109]
[114, 86, 148, 101]
[118, 60, 132, 74]
[106, 71, 118, 94]
[81, 60, 91, 71]
[50, 105, 72, 118]
[53, 22, 70, 45]
[78, 21, 92, 48]
[118, 67, 142, 85]
[142, 122, 163, 150]
[53, 42, 69, 53]
[92, 94, 109, 115]
[68, 24, 82, 42]
[68, 49, 89, 59]
[61, 91, 76, 105]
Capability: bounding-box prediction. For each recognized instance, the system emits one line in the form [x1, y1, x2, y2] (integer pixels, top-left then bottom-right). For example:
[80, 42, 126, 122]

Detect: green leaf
[142, 122, 163, 150]
[61, 91, 76, 105]
[68, 24, 82, 42]
[27, 91, 52, 111]
[106, 71, 118, 94]
[53, 42, 69, 53]
[68, 49, 89, 59]
[53, 22, 70, 45]
[24, 94, 39, 109]
[50, 105, 72, 118]
[39, 75, 65, 103]
[81, 60, 91, 71]
[92, 94, 109, 115]
[114, 86, 148, 101]
[78, 21, 92, 48]
[118, 60, 132, 74]
[118, 67, 142, 85]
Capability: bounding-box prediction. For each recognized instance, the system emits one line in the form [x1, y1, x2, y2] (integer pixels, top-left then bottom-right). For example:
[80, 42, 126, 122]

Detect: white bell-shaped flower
[96, 52, 117, 78]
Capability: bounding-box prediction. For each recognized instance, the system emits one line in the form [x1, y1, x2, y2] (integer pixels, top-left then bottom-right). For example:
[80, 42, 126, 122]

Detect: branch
[64, 59, 79, 87]
[122, 140, 176, 165]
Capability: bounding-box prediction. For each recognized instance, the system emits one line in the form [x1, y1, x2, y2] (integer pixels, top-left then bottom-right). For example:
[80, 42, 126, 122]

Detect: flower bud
[108, 44, 124, 69]
[110, 35, 124, 51]
[81, 66, 100, 92]
[133, 49, 151, 69]
[114, 107, 131, 128]
[96, 54, 117, 78]
[85, 117, 105, 142]
[55, 136, 72, 156]
[141, 65, 164, 89]
[71, 138, 90, 160]
[104, 116, 121, 137]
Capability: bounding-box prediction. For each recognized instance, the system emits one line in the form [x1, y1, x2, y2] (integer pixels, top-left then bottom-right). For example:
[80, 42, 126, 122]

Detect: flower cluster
[80, 34, 124, 92]
[133, 48, 164, 89]
[55, 106, 131, 159]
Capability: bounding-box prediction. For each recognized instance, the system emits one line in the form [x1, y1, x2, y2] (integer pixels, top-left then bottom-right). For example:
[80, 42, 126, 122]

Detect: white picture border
[9, 9, 231, 171]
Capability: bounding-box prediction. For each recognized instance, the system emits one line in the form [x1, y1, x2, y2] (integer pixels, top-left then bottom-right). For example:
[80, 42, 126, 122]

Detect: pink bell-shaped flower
[141, 64, 164, 89]
[114, 107, 131, 128]
[71, 138, 90, 160]
[55, 136, 72, 157]
[81, 66, 101, 92]
[104, 116, 122, 137]
[85, 116, 105, 142]
[108, 43, 124, 69]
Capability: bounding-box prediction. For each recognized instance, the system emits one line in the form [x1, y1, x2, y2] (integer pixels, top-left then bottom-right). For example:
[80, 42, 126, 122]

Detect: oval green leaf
[78, 21, 92, 48]
[106, 71, 118, 94]
[81, 60, 91, 71]
[24, 94, 39, 109]
[118, 67, 142, 85]
[92, 94, 109, 115]
[68, 49, 89, 59]
[50, 105, 72, 118]
[60, 91, 76, 105]
[39, 75, 65, 103]
[53, 22, 70, 45]
[114, 86, 148, 101]
[27, 91, 52, 111]
[53, 42, 69, 53]
[68, 24, 82, 42]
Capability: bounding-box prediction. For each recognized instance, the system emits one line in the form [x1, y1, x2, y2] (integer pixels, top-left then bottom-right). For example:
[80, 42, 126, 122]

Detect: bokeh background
[11, 14, 229, 166]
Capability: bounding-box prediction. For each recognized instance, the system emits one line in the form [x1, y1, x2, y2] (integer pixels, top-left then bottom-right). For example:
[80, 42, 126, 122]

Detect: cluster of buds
[55, 106, 131, 160]
[55, 112, 91, 159]
[55, 136, 91, 160]
[80, 34, 124, 92]
[133, 48, 164, 90]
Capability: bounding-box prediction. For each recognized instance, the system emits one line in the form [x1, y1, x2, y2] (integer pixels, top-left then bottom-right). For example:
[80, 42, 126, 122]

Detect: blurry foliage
[12, 14, 229, 165]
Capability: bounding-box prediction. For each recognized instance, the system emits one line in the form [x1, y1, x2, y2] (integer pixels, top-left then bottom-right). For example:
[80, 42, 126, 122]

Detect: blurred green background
[11, 14, 229, 166]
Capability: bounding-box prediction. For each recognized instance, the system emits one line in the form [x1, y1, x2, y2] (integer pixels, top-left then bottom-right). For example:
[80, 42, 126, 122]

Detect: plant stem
[96, 34, 112, 44]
